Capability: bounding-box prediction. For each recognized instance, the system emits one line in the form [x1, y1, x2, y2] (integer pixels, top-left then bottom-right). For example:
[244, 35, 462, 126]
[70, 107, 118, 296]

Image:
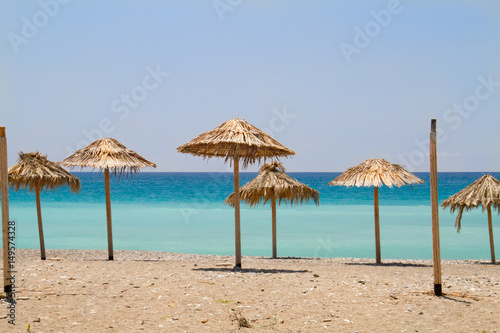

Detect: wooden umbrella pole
[234, 156, 242, 268]
[487, 204, 495, 264]
[35, 185, 46, 260]
[374, 187, 381, 264]
[430, 119, 442, 295]
[104, 168, 114, 260]
[272, 195, 277, 259]
[0, 127, 12, 293]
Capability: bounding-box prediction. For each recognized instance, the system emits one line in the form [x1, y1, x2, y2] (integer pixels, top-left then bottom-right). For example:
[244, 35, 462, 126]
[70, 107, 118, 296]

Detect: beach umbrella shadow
[328, 158, 424, 264]
[441, 174, 500, 264]
[225, 161, 319, 259]
[8, 152, 81, 260]
[177, 118, 295, 268]
[192, 267, 309, 274]
[61, 138, 156, 260]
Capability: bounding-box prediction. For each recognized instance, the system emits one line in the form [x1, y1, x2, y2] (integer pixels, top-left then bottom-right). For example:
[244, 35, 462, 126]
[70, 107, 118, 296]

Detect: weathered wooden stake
[234, 155, 242, 268]
[272, 196, 277, 259]
[487, 204, 496, 264]
[430, 119, 443, 296]
[1, 127, 11, 293]
[104, 168, 113, 260]
[374, 187, 381, 264]
[35, 185, 46, 260]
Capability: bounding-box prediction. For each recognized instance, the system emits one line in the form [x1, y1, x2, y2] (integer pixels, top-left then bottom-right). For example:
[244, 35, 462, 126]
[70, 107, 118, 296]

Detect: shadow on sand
[192, 267, 309, 274]
[255, 256, 321, 261]
[441, 294, 475, 304]
[344, 262, 432, 268]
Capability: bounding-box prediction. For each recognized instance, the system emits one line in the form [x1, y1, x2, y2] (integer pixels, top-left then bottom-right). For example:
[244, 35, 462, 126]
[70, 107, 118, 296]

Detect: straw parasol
[225, 161, 318, 258]
[441, 174, 500, 264]
[8, 151, 81, 260]
[60, 138, 156, 260]
[177, 118, 295, 268]
[328, 158, 424, 264]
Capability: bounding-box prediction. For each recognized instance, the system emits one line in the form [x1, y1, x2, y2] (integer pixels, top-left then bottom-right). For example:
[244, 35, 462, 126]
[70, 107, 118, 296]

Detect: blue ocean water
[8, 172, 500, 260]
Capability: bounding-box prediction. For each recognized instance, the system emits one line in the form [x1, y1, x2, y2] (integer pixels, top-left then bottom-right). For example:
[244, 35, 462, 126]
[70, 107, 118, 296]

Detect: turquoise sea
[8, 172, 500, 260]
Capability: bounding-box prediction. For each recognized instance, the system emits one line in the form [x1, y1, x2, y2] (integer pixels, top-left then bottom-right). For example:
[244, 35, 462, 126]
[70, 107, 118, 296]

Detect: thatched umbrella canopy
[225, 162, 318, 259]
[328, 158, 424, 264]
[177, 118, 295, 268]
[8, 151, 81, 260]
[441, 174, 500, 264]
[60, 138, 156, 260]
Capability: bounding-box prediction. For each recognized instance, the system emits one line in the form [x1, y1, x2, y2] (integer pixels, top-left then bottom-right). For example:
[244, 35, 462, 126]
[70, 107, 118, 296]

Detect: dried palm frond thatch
[177, 118, 295, 168]
[225, 162, 318, 207]
[328, 158, 424, 188]
[441, 174, 500, 224]
[8, 151, 81, 260]
[60, 138, 156, 177]
[9, 151, 81, 193]
[177, 118, 295, 268]
[225, 162, 318, 259]
[328, 158, 424, 264]
[441, 174, 500, 264]
[61, 138, 156, 261]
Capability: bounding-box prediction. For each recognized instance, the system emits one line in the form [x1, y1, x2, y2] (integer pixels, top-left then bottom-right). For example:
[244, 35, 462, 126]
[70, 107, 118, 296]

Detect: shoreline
[1, 249, 499, 332]
[8, 248, 498, 265]
[10, 248, 499, 264]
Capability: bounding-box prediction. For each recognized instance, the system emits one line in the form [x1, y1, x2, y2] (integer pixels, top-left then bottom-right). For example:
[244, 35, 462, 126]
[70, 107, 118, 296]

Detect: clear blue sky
[1, 0, 499, 172]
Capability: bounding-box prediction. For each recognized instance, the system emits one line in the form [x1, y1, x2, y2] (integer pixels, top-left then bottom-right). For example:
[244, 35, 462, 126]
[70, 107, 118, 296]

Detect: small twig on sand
[230, 309, 252, 329]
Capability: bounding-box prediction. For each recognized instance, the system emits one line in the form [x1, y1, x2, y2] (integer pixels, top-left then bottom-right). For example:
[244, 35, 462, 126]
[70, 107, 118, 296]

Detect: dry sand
[0, 249, 499, 332]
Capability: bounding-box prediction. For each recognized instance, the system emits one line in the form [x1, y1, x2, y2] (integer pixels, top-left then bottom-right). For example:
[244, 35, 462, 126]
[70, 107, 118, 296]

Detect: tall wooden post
[35, 185, 46, 260]
[374, 187, 381, 264]
[234, 155, 241, 268]
[1, 127, 11, 293]
[430, 119, 442, 296]
[487, 204, 496, 264]
[104, 168, 113, 260]
[271, 196, 277, 259]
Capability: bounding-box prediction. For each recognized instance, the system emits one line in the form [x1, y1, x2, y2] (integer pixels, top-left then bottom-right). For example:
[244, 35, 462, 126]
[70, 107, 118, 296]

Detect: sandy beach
[0, 249, 499, 332]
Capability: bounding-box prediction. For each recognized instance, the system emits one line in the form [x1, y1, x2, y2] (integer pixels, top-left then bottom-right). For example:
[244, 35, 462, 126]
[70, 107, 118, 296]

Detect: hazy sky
[1, 0, 499, 172]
